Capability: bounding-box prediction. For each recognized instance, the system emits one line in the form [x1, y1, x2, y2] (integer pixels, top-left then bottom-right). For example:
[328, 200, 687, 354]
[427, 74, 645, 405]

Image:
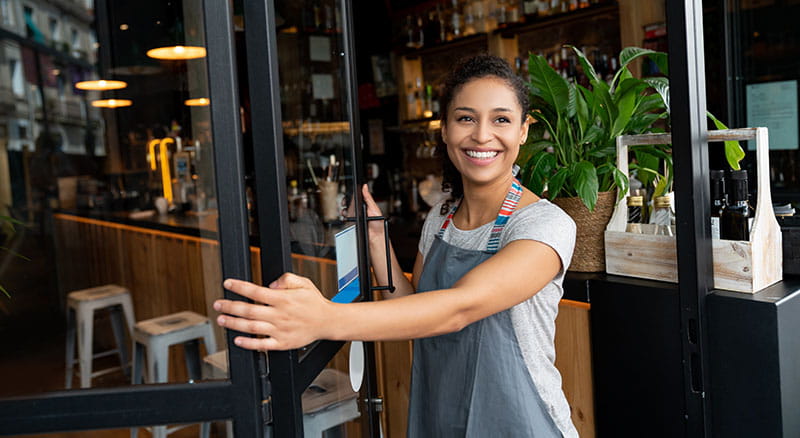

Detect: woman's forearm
[328, 288, 467, 341]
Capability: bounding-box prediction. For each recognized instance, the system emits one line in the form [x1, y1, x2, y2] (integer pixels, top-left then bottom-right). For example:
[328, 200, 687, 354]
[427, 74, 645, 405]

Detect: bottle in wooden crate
[710, 169, 727, 239]
[626, 195, 644, 234]
[721, 169, 755, 241]
[652, 195, 674, 236]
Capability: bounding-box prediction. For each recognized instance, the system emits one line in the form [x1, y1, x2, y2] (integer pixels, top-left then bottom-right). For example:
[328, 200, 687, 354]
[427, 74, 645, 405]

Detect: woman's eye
[495, 117, 511, 124]
[456, 115, 474, 122]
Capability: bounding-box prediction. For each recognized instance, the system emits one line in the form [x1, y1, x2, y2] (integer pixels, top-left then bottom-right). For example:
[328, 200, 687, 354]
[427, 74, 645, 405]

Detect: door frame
[244, 0, 380, 436]
[0, 0, 266, 435]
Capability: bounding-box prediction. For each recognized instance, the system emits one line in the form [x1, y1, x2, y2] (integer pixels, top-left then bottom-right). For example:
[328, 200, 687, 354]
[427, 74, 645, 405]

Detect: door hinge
[364, 397, 384, 412]
[259, 354, 272, 425]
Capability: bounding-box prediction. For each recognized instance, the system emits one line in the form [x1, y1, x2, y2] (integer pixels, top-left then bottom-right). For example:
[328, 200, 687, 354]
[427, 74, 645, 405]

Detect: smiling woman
[215, 54, 580, 437]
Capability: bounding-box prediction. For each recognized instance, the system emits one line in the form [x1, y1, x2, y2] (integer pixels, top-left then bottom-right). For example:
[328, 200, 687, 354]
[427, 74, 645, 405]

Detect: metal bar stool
[131, 310, 217, 438]
[65, 284, 135, 389]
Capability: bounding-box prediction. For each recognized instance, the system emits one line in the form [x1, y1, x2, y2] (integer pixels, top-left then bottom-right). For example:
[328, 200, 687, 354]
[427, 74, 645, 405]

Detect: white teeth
[465, 150, 498, 159]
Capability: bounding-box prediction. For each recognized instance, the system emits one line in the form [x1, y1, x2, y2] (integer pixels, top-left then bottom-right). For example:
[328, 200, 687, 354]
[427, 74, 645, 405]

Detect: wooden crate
[604, 128, 782, 293]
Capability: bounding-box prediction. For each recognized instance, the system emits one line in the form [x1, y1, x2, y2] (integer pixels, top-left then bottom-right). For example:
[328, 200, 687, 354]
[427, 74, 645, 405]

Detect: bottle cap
[627, 195, 644, 206]
[710, 169, 725, 180]
[654, 196, 671, 208]
[730, 169, 748, 181]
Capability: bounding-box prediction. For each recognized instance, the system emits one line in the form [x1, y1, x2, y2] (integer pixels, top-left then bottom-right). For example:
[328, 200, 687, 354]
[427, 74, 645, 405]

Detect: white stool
[202, 350, 359, 437]
[65, 284, 135, 389]
[131, 311, 217, 438]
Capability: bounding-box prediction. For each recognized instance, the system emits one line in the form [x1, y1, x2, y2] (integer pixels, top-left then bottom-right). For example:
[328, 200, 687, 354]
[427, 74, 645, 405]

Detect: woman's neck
[454, 174, 515, 230]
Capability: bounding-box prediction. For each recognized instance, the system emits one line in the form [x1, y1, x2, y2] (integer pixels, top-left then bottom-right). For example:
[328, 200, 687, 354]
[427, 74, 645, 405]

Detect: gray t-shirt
[418, 199, 579, 438]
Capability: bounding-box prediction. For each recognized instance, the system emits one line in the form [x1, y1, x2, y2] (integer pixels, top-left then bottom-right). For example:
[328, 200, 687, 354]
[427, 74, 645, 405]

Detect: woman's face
[441, 76, 529, 187]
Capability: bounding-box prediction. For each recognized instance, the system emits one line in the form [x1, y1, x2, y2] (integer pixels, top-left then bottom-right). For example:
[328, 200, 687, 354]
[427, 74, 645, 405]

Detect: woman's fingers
[223, 278, 287, 306]
[232, 336, 281, 352]
[362, 184, 382, 216]
[217, 312, 276, 336]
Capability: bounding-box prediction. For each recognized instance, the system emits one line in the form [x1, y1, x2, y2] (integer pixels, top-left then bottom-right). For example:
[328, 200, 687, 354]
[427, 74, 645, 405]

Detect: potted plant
[519, 46, 745, 272]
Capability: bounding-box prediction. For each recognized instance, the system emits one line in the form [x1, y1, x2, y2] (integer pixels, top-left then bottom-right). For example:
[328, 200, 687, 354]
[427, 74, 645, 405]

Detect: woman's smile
[463, 148, 501, 164]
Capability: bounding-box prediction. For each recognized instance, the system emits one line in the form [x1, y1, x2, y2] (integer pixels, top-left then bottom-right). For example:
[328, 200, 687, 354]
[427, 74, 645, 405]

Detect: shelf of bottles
[397, 0, 614, 55]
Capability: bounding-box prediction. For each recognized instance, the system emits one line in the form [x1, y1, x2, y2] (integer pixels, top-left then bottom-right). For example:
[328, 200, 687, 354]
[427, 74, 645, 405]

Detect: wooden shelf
[496, 3, 619, 38]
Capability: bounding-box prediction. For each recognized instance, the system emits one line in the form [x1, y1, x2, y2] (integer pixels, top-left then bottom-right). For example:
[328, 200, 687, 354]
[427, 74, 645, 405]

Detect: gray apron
[407, 179, 562, 438]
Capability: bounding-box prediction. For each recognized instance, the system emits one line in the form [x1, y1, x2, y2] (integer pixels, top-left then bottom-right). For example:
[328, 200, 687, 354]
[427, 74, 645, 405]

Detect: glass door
[242, 0, 380, 436]
[0, 0, 266, 436]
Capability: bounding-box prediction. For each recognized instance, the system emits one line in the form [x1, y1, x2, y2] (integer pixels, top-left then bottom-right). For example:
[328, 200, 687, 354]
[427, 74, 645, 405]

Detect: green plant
[518, 46, 744, 211]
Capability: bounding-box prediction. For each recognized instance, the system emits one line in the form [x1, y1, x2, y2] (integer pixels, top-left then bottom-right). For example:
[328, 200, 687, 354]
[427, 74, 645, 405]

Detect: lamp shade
[91, 99, 133, 108]
[146, 45, 206, 60]
[75, 80, 128, 91]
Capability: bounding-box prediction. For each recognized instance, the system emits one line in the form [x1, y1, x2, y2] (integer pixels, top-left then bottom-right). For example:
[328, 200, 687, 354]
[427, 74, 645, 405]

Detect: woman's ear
[519, 114, 532, 144]
[440, 122, 448, 145]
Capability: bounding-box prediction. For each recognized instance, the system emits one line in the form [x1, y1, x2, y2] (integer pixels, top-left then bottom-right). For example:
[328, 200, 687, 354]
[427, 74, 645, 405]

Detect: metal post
[202, 0, 265, 436]
[666, 0, 713, 436]
[241, 0, 303, 435]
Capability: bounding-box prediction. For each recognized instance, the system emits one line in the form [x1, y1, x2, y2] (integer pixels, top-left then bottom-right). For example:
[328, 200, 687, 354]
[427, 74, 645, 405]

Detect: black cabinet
[708, 280, 800, 437]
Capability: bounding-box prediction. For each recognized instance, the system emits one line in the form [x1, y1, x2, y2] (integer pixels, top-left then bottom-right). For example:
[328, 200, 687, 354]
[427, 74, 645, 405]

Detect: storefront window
[0, 0, 229, 398]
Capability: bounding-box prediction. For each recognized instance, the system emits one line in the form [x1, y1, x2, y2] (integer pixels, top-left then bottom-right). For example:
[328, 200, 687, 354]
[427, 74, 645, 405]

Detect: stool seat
[65, 284, 135, 389]
[131, 310, 216, 438]
[68, 284, 129, 303]
[134, 311, 210, 337]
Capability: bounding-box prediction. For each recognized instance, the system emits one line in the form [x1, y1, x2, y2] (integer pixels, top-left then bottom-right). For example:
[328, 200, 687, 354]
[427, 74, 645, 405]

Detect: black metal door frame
[243, 0, 380, 436]
[0, 0, 266, 435]
[666, 0, 714, 436]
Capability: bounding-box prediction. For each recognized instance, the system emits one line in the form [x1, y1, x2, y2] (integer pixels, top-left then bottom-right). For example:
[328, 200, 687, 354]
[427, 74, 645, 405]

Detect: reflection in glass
[0, 0, 228, 397]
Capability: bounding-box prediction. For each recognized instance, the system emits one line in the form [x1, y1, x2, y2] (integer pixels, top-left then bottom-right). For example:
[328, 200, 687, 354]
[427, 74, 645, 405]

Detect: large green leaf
[568, 45, 601, 85]
[548, 167, 570, 199]
[614, 77, 649, 105]
[581, 125, 605, 148]
[612, 167, 629, 201]
[524, 150, 556, 196]
[627, 112, 666, 134]
[634, 93, 668, 115]
[573, 160, 599, 211]
[575, 88, 590, 136]
[633, 149, 660, 187]
[528, 53, 574, 118]
[707, 111, 745, 171]
[613, 47, 664, 85]
[644, 77, 670, 112]
[611, 85, 637, 138]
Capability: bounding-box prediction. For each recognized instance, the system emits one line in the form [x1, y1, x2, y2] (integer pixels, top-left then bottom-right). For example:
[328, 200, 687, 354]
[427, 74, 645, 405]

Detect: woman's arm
[214, 238, 560, 351]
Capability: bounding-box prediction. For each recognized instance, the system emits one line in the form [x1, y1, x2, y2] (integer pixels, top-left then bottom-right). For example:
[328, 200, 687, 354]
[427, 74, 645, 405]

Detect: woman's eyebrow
[453, 107, 514, 113]
[493, 107, 514, 113]
[453, 106, 476, 113]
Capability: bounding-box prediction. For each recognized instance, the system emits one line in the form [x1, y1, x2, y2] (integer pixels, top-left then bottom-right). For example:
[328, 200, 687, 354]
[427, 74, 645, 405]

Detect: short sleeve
[501, 201, 576, 280]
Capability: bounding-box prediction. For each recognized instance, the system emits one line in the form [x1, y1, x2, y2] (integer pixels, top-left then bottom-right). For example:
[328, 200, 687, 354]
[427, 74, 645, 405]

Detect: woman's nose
[471, 122, 493, 144]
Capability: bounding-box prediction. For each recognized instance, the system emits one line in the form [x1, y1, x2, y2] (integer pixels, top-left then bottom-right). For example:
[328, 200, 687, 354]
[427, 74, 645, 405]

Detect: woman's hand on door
[214, 274, 334, 351]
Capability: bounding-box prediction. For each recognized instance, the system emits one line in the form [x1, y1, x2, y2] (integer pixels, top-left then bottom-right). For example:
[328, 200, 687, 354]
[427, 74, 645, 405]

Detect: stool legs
[109, 306, 131, 377]
[65, 307, 77, 389]
[76, 306, 95, 388]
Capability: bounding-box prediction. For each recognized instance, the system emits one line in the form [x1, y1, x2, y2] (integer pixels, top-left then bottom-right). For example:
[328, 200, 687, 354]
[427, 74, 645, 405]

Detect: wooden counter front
[54, 212, 594, 436]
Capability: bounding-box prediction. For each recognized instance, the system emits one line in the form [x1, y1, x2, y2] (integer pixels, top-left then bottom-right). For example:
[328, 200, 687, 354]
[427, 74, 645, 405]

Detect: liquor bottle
[569, 0, 578, 11]
[417, 15, 425, 47]
[626, 195, 644, 233]
[405, 15, 416, 48]
[652, 195, 674, 236]
[720, 169, 755, 241]
[463, 3, 476, 36]
[709, 169, 726, 239]
[507, 0, 520, 23]
[474, 0, 488, 32]
[538, 0, 551, 16]
[450, 0, 462, 40]
[579, 0, 590, 8]
[427, 7, 442, 44]
[523, 0, 539, 16]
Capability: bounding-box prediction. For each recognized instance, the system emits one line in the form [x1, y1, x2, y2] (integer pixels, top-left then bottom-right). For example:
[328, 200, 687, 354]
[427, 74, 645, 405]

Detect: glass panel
[0, 0, 232, 397]
[275, 1, 362, 305]
[266, 1, 372, 434]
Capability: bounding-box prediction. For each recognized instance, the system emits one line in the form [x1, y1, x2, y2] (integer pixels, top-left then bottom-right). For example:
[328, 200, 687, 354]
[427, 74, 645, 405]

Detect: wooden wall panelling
[554, 299, 595, 437]
[617, 0, 665, 75]
[488, 33, 519, 67]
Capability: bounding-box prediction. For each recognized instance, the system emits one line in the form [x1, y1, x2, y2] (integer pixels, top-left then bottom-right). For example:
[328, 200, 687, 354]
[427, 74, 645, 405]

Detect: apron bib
[407, 179, 561, 438]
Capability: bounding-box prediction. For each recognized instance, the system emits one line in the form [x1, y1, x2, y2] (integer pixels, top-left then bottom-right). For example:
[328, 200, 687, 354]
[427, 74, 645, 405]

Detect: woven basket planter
[552, 191, 616, 272]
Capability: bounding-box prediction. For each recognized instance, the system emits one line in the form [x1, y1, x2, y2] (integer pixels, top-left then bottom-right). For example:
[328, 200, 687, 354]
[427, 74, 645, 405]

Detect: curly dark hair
[436, 53, 530, 215]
